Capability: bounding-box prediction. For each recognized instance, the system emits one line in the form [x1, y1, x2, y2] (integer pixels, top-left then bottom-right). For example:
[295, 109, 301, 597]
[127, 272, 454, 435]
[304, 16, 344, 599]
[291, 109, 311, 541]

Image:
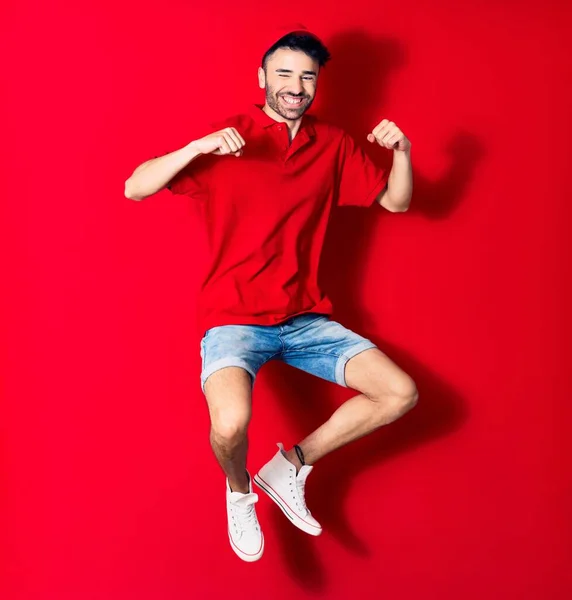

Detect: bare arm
[367, 119, 413, 212]
[124, 127, 246, 201]
[376, 149, 412, 212]
[124, 142, 202, 201]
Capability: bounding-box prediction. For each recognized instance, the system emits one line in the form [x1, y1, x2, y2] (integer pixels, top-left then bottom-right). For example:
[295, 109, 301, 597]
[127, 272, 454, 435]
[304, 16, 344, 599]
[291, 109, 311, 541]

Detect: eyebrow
[275, 68, 317, 76]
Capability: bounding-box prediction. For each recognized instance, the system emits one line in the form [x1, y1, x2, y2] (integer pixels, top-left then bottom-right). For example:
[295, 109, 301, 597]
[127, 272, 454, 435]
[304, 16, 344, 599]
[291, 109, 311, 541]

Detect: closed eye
[278, 74, 315, 81]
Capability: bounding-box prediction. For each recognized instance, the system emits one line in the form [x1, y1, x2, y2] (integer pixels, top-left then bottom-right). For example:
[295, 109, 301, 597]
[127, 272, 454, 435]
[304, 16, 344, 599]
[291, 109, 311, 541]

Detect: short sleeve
[154, 124, 217, 200]
[166, 153, 216, 200]
[336, 133, 389, 207]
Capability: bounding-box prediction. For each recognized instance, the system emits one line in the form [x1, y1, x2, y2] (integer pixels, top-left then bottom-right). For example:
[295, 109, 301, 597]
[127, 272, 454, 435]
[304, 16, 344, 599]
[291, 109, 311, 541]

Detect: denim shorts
[199, 313, 377, 392]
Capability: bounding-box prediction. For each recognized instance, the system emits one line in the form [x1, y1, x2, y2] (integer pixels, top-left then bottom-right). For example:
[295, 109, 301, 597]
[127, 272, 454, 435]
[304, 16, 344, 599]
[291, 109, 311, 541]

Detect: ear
[257, 67, 265, 89]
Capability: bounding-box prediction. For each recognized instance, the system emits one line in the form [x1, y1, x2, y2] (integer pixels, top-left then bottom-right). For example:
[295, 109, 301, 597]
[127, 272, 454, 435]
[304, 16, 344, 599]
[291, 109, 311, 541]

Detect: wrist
[394, 146, 411, 158]
[185, 140, 203, 160]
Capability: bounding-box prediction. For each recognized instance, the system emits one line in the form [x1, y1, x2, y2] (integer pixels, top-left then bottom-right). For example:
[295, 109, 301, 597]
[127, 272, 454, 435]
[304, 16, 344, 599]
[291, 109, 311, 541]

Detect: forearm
[385, 149, 412, 211]
[124, 142, 202, 201]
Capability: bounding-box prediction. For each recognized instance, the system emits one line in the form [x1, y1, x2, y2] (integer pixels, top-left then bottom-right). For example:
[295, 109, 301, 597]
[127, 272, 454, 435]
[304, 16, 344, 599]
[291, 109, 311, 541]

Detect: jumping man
[125, 23, 418, 562]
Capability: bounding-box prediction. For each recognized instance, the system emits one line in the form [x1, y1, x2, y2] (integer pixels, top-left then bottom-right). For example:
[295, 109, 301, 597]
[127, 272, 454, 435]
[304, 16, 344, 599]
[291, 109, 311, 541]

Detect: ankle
[228, 471, 250, 494]
[284, 448, 303, 473]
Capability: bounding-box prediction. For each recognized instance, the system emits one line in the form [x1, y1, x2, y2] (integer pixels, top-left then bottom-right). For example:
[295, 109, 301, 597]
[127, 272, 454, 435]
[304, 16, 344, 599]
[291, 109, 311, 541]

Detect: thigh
[344, 347, 415, 398]
[203, 366, 253, 431]
[279, 315, 378, 387]
[200, 323, 280, 393]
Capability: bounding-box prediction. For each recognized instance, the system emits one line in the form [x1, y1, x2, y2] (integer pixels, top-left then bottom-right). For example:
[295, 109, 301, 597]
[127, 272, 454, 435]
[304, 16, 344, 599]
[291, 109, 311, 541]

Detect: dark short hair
[262, 33, 331, 70]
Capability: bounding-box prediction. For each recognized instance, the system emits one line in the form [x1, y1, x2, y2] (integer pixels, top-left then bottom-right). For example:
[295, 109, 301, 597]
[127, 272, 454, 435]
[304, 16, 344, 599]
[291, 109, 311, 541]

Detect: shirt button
[278, 125, 283, 131]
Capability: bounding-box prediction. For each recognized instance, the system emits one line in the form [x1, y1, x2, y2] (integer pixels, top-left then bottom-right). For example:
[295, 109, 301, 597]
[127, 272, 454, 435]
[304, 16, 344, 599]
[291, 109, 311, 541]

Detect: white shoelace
[231, 498, 259, 533]
[294, 475, 309, 514]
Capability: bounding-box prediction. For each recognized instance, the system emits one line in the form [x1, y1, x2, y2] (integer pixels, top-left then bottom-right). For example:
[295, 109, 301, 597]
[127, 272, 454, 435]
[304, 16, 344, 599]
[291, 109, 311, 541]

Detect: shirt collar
[248, 103, 316, 137]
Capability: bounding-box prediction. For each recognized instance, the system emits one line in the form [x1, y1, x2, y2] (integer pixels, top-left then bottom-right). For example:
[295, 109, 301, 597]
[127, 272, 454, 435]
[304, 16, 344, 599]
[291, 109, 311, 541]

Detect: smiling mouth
[280, 95, 306, 108]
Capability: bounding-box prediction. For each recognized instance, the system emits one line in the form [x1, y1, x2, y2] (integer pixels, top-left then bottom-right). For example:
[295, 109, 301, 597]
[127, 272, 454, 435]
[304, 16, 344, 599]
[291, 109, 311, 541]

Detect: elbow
[124, 178, 145, 201]
[388, 194, 412, 213]
[378, 185, 411, 212]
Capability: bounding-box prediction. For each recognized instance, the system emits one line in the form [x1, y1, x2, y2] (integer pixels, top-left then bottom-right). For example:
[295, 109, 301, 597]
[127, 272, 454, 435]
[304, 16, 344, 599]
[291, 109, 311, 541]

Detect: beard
[265, 86, 314, 121]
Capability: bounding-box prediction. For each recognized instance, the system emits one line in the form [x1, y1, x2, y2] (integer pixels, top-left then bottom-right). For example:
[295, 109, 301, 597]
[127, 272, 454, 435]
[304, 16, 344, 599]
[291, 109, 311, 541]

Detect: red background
[2, 1, 572, 598]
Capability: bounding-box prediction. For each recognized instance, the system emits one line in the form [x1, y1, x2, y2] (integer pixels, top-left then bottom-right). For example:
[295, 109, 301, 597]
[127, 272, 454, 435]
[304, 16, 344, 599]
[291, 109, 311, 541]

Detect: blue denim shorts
[199, 313, 377, 392]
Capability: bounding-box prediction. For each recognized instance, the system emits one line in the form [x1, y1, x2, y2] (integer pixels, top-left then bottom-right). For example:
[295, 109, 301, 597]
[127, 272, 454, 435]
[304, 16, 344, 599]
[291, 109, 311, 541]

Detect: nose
[289, 79, 304, 95]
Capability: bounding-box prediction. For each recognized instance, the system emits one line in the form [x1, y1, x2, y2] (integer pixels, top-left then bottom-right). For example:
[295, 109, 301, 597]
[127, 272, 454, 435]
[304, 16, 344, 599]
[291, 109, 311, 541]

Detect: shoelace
[232, 501, 258, 533]
[294, 475, 309, 514]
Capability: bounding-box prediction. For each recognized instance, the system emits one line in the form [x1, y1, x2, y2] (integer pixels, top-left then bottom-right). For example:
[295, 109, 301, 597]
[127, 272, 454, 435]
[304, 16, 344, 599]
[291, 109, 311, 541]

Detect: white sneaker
[254, 443, 322, 537]
[226, 474, 264, 562]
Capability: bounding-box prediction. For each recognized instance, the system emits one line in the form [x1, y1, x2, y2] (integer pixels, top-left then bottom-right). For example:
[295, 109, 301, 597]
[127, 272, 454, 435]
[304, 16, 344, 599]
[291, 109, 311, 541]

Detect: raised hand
[367, 120, 410, 152]
[192, 127, 246, 157]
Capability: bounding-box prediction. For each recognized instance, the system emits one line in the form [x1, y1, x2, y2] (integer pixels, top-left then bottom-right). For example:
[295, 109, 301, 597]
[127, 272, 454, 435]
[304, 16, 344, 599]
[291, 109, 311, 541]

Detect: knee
[211, 413, 250, 446]
[372, 374, 418, 413]
[392, 375, 419, 412]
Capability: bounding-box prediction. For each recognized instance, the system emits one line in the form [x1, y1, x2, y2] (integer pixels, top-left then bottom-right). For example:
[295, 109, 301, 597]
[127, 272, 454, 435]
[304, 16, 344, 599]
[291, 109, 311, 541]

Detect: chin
[283, 109, 305, 120]
[278, 102, 312, 120]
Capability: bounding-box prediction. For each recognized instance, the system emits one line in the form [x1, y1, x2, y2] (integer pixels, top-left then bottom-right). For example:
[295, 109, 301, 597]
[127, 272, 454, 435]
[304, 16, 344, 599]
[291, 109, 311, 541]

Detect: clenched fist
[191, 127, 246, 157]
[367, 120, 410, 152]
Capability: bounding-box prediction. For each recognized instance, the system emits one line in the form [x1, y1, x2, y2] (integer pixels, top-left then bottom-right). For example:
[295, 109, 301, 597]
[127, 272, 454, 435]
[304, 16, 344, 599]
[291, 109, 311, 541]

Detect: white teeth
[282, 96, 303, 105]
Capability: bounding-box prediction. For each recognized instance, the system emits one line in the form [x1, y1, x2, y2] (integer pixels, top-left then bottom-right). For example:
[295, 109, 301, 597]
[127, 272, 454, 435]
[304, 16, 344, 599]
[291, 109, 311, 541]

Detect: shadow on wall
[258, 29, 484, 591]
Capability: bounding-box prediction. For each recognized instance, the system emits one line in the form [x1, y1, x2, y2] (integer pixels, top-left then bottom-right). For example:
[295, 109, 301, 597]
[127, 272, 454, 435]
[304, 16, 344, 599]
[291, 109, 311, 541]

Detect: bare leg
[204, 366, 253, 493]
[284, 348, 419, 469]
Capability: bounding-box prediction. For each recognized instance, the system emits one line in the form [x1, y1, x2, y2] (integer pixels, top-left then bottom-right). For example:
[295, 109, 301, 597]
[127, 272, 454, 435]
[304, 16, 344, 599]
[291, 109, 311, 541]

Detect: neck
[262, 103, 303, 139]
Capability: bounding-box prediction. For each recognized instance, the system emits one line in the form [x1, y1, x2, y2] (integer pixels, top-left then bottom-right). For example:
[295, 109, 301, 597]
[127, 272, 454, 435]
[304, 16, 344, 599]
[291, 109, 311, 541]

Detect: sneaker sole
[253, 474, 322, 536]
[228, 530, 264, 562]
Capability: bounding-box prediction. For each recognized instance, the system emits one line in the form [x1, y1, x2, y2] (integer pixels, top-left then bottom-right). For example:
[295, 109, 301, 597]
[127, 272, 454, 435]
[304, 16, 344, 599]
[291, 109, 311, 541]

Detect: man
[125, 23, 418, 562]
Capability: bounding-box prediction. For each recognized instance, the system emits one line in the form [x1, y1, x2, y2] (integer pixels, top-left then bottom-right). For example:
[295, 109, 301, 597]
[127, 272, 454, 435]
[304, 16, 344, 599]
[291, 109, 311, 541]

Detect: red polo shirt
[167, 104, 389, 334]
